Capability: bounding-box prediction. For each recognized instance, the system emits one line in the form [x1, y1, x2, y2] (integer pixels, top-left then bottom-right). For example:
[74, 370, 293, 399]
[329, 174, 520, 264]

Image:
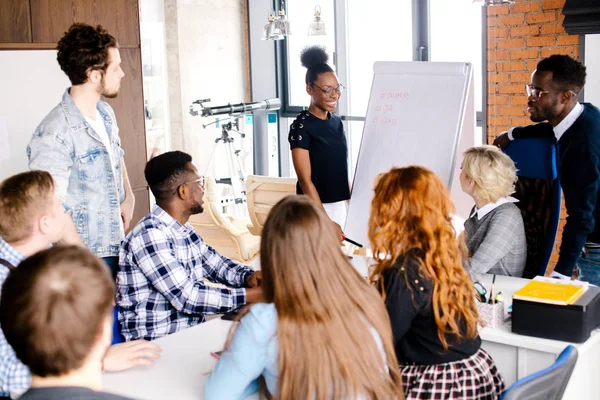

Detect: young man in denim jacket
[27, 23, 134, 279]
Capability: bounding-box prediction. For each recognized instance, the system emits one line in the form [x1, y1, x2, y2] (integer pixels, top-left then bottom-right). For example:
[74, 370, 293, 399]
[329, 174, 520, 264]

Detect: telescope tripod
[205, 118, 248, 213]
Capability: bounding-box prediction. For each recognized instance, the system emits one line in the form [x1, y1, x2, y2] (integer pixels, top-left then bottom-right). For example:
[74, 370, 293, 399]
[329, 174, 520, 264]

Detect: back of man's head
[56, 23, 117, 85]
[144, 151, 193, 202]
[0, 246, 114, 377]
[0, 171, 55, 243]
[537, 54, 587, 94]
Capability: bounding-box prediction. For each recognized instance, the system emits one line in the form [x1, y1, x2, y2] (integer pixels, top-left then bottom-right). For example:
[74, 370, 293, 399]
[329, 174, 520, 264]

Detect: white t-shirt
[84, 110, 114, 161]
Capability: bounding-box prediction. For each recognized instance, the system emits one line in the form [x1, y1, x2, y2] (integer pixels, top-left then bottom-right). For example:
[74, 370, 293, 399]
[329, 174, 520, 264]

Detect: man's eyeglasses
[312, 83, 346, 96]
[526, 84, 578, 99]
[172, 176, 205, 195]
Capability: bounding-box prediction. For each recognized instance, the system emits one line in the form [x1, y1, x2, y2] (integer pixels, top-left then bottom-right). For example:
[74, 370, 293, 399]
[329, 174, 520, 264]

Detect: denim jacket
[27, 89, 126, 257]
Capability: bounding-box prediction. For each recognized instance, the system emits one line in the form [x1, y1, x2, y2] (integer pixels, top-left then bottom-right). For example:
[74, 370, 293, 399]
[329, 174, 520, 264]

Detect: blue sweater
[512, 103, 600, 276]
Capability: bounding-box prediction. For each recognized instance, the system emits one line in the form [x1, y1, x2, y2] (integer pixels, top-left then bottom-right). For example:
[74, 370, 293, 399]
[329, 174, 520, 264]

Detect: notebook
[513, 279, 586, 306]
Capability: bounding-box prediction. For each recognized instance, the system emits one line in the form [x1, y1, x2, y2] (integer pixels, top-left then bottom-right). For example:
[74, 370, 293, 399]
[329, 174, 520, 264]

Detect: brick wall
[486, 0, 580, 272]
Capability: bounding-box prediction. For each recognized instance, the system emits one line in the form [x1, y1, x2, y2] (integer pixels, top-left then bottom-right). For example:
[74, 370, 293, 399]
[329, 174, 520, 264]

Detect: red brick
[488, 16, 498, 27]
[542, 0, 565, 10]
[498, 83, 525, 94]
[488, 5, 510, 15]
[526, 60, 539, 71]
[510, 25, 540, 37]
[510, 49, 540, 60]
[510, 2, 541, 13]
[527, 36, 556, 47]
[574, 46, 580, 58]
[526, 11, 557, 24]
[489, 27, 509, 38]
[488, 84, 497, 94]
[488, 50, 510, 61]
[488, 125, 511, 136]
[497, 14, 525, 26]
[511, 95, 529, 105]
[488, 96, 510, 105]
[557, 35, 579, 46]
[488, 62, 497, 72]
[488, 115, 510, 126]
[488, 39, 496, 50]
[511, 72, 533, 83]
[511, 116, 532, 126]
[541, 23, 566, 35]
[498, 106, 526, 116]
[489, 73, 510, 83]
[541, 47, 574, 57]
[497, 38, 525, 49]
[497, 61, 525, 72]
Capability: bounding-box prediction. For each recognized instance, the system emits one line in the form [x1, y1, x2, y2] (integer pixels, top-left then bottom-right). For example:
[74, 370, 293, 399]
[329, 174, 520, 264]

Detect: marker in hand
[342, 235, 363, 248]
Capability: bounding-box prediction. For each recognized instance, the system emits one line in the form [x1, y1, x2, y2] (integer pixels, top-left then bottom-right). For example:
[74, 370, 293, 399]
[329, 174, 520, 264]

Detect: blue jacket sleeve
[512, 122, 555, 140]
[555, 141, 600, 276]
[204, 304, 276, 400]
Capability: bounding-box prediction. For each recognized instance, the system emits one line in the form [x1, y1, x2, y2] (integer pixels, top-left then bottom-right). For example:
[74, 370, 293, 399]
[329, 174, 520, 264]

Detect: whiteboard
[345, 61, 476, 247]
[0, 51, 70, 181]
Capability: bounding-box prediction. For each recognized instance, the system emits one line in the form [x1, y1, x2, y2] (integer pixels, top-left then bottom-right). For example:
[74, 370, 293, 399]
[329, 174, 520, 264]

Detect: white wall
[168, 0, 251, 181]
[585, 34, 600, 106]
[0, 51, 70, 182]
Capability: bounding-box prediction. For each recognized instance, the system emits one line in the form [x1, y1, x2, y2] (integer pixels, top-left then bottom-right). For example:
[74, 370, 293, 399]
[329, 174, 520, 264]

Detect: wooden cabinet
[30, 0, 140, 46]
[0, 0, 32, 43]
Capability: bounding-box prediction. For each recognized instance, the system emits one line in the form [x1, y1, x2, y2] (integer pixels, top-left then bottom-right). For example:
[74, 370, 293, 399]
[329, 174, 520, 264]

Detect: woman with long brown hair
[369, 166, 504, 400]
[205, 195, 403, 399]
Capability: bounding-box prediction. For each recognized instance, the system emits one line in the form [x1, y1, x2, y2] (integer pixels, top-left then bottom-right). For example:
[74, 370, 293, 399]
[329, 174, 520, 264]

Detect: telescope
[189, 98, 281, 117]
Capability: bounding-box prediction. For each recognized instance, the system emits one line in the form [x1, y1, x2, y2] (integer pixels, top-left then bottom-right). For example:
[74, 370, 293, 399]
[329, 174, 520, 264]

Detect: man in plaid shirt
[117, 151, 262, 341]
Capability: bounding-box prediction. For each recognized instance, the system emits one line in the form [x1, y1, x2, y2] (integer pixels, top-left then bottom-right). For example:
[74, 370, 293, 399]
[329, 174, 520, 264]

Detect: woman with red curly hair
[369, 166, 505, 400]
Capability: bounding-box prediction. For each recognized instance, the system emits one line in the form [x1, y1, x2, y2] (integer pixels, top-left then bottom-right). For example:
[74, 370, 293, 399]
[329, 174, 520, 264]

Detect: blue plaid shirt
[117, 205, 254, 341]
[0, 238, 30, 397]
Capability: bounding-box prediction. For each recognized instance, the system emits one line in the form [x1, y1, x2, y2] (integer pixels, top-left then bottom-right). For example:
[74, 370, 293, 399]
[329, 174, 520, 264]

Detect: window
[285, 1, 336, 110]
[430, 0, 484, 124]
[274, 1, 486, 177]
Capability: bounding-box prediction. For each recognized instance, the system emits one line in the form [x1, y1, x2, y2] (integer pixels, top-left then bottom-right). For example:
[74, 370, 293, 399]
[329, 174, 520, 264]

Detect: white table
[102, 257, 600, 399]
[476, 274, 600, 399]
[102, 317, 248, 400]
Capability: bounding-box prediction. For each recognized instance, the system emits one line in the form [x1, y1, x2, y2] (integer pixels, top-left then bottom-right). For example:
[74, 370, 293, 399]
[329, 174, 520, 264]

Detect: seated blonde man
[0, 171, 160, 399]
[0, 246, 135, 400]
[459, 145, 527, 282]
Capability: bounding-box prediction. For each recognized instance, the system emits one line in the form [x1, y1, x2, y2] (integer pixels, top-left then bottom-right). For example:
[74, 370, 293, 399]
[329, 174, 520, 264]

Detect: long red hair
[368, 166, 479, 349]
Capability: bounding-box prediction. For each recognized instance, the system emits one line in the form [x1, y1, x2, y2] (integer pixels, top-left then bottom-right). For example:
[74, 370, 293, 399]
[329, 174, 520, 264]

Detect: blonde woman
[460, 145, 526, 282]
[369, 167, 505, 399]
[204, 196, 403, 400]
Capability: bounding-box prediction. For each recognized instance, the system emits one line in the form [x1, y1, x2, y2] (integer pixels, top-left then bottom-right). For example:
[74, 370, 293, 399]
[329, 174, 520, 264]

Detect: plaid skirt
[400, 348, 505, 400]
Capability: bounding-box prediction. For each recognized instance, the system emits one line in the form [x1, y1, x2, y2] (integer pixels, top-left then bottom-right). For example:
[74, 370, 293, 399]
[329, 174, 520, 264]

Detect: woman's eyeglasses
[312, 83, 346, 96]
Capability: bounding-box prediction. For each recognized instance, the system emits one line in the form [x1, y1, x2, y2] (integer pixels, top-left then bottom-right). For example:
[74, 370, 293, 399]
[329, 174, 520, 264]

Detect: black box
[512, 286, 600, 342]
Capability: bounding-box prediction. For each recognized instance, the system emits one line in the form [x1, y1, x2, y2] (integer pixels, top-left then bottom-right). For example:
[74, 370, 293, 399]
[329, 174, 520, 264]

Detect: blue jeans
[102, 256, 119, 281]
[577, 243, 600, 286]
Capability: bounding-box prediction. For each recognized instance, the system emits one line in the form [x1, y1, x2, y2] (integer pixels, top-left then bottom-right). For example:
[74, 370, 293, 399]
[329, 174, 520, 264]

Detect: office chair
[500, 345, 578, 400]
[112, 305, 125, 345]
[504, 137, 561, 278]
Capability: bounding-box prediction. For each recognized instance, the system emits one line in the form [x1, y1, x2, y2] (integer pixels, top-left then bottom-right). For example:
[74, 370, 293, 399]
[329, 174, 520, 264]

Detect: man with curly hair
[27, 23, 134, 279]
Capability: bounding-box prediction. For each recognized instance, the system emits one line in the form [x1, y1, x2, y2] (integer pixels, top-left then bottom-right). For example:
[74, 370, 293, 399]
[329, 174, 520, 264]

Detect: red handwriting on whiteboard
[379, 92, 409, 99]
[373, 104, 394, 113]
[372, 116, 397, 126]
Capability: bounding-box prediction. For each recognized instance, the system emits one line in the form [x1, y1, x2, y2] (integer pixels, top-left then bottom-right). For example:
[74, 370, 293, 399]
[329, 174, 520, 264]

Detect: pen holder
[476, 301, 505, 328]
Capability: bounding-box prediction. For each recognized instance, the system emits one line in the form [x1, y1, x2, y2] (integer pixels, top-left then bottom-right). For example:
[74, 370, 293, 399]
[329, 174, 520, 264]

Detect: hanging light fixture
[308, 5, 326, 36]
[275, 0, 291, 36]
[261, 10, 283, 41]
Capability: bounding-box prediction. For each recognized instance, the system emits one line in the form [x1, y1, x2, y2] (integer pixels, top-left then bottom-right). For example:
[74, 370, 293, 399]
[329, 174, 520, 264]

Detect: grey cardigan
[464, 202, 527, 282]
